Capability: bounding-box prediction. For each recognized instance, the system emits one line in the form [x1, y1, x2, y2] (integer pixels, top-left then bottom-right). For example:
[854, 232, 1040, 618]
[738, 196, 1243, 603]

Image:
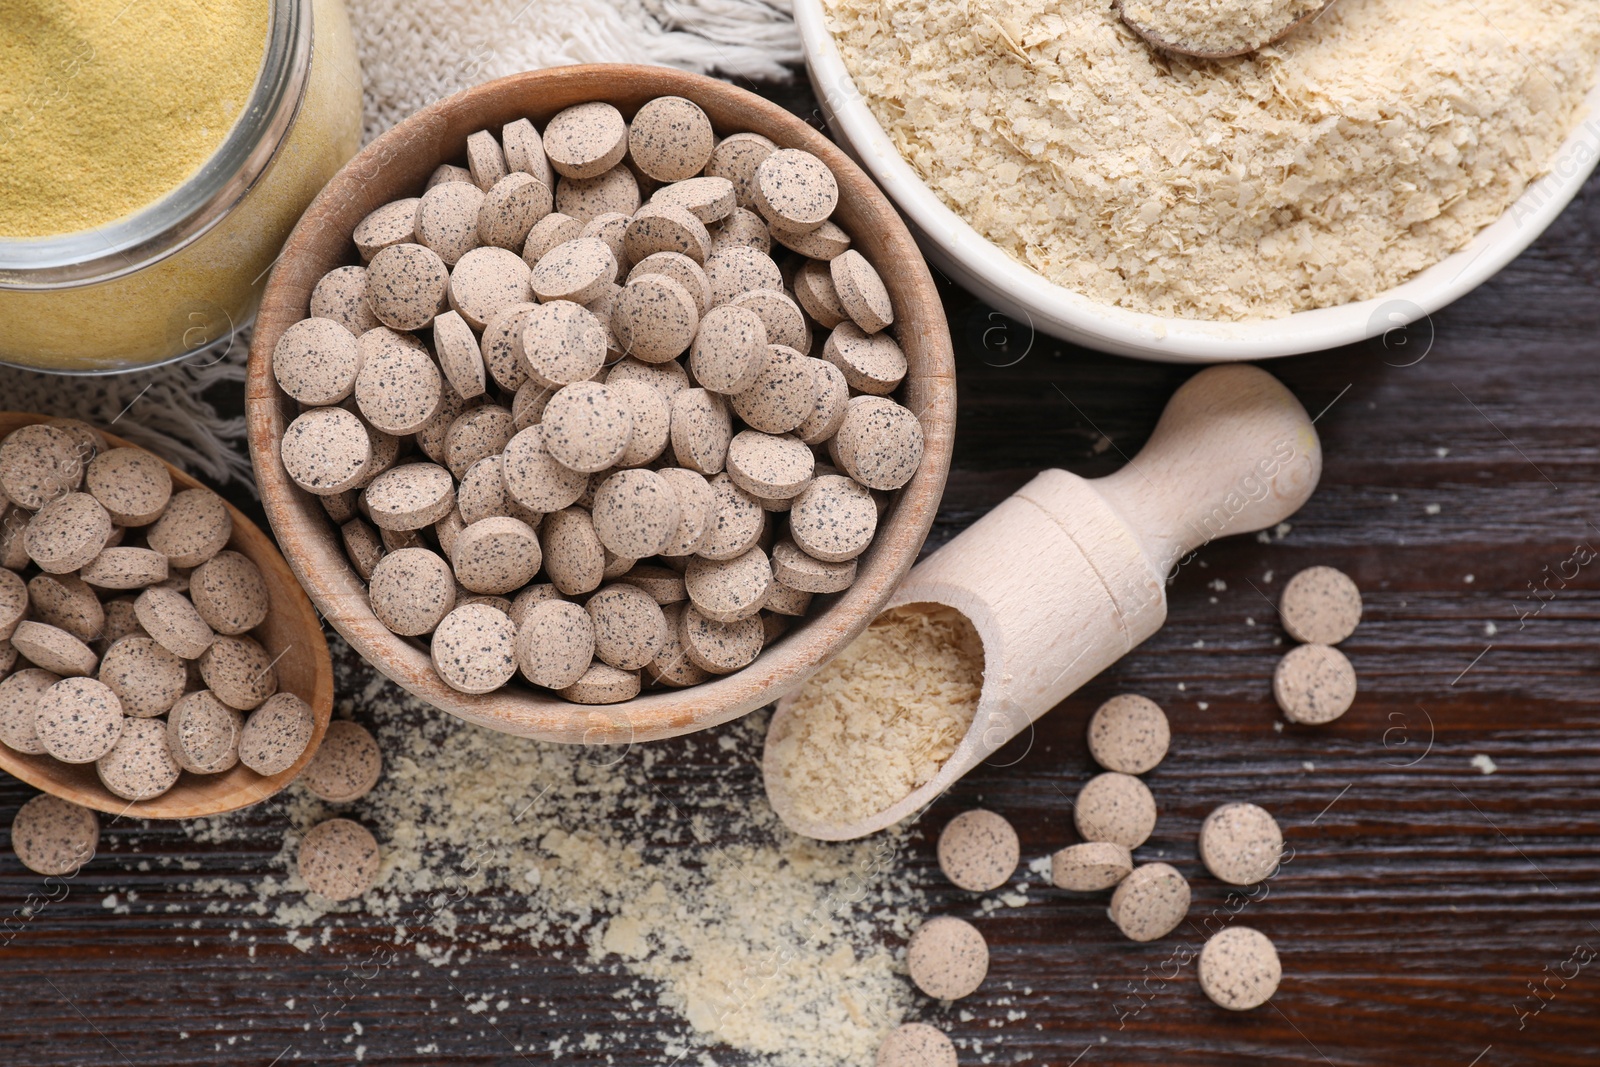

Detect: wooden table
[3, 78, 1599, 1066]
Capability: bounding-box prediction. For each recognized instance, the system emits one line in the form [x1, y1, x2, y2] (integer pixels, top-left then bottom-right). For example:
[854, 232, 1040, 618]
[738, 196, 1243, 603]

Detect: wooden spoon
[0, 413, 334, 820]
[1116, 0, 1338, 59]
[763, 365, 1322, 841]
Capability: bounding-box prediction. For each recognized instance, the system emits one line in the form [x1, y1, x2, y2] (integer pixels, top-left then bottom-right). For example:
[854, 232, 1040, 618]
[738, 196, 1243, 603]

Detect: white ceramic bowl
[796, 0, 1600, 362]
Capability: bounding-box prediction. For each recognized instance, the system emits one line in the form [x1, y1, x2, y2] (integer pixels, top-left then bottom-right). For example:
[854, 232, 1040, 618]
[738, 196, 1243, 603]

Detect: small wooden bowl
[0, 414, 334, 819]
[245, 65, 955, 744]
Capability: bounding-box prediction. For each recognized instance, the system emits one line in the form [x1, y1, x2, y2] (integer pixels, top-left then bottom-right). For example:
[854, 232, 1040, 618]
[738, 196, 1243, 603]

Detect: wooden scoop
[1116, 0, 1337, 59]
[764, 365, 1322, 841]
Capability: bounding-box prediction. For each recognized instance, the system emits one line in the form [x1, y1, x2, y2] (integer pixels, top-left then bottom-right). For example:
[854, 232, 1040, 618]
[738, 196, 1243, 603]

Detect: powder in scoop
[825, 0, 1600, 320]
[0, 0, 268, 237]
[767, 605, 985, 828]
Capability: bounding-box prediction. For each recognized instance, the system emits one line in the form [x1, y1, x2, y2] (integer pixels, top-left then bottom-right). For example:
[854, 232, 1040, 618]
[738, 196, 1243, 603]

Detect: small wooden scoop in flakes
[1116, 0, 1338, 59]
[764, 366, 1323, 842]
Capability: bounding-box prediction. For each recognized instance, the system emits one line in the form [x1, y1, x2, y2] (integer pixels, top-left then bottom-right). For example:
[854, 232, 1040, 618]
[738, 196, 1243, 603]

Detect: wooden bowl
[246, 64, 955, 744]
[0, 414, 334, 819]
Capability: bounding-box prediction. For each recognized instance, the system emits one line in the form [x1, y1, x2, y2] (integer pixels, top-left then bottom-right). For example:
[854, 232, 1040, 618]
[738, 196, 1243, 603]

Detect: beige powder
[1120, 0, 1326, 56]
[824, 0, 1600, 320]
[767, 606, 985, 828]
[181, 643, 924, 1065]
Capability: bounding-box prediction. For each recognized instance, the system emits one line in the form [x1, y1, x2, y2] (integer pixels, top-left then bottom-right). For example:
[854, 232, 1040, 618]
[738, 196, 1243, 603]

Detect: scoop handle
[1096, 365, 1322, 579]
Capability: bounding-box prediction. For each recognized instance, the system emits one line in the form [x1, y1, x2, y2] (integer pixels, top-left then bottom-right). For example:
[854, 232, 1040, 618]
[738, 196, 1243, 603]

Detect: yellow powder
[0, 0, 268, 238]
[768, 605, 986, 829]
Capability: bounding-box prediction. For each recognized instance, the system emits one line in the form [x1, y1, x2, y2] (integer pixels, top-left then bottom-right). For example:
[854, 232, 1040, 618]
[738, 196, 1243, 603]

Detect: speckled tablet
[98, 635, 186, 717]
[451, 516, 542, 595]
[678, 605, 763, 675]
[832, 395, 924, 492]
[611, 274, 700, 364]
[354, 341, 443, 436]
[696, 475, 765, 562]
[906, 916, 988, 1000]
[652, 176, 736, 224]
[793, 259, 848, 329]
[520, 300, 608, 387]
[1087, 694, 1170, 775]
[503, 425, 589, 513]
[300, 719, 383, 802]
[132, 588, 215, 660]
[96, 717, 182, 801]
[586, 584, 669, 671]
[553, 166, 641, 225]
[628, 96, 715, 182]
[558, 661, 641, 705]
[367, 547, 457, 636]
[368, 242, 450, 332]
[1200, 803, 1284, 886]
[198, 635, 279, 711]
[12, 620, 99, 677]
[684, 547, 771, 624]
[689, 304, 769, 395]
[0, 424, 84, 511]
[166, 690, 244, 775]
[238, 691, 316, 776]
[1110, 862, 1191, 942]
[543, 102, 629, 180]
[10, 794, 98, 875]
[24, 491, 111, 574]
[281, 407, 372, 496]
[28, 573, 103, 643]
[753, 149, 838, 234]
[704, 132, 776, 209]
[415, 181, 485, 266]
[1074, 772, 1157, 850]
[628, 252, 711, 315]
[449, 246, 535, 331]
[364, 463, 456, 531]
[938, 809, 1019, 892]
[541, 507, 607, 597]
[477, 171, 552, 251]
[310, 265, 382, 336]
[1280, 566, 1362, 645]
[770, 536, 855, 594]
[540, 382, 634, 474]
[1050, 841, 1133, 892]
[297, 818, 382, 901]
[531, 237, 617, 305]
[1198, 926, 1281, 1010]
[34, 676, 124, 764]
[830, 249, 894, 333]
[875, 1024, 957, 1067]
[703, 245, 783, 308]
[725, 430, 815, 503]
[352, 197, 420, 262]
[432, 603, 519, 694]
[730, 347, 819, 436]
[1273, 643, 1356, 724]
[0, 668, 60, 755]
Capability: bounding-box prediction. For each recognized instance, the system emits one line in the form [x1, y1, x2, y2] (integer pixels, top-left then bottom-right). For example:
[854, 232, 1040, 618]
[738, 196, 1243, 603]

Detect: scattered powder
[1120, 0, 1325, 56]
[0, 0, 269, 237]
[766, 606, 985, 829]
[182, 642, 925, 1066]
[824, 0, 1600, 320]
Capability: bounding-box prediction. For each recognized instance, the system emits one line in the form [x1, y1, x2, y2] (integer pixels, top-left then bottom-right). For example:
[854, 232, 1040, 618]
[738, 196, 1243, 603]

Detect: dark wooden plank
[3, 76, 1600, 1067]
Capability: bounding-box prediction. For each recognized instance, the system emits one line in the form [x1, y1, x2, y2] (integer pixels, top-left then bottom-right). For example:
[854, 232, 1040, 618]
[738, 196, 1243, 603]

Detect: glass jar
[0, 0, 363, 374]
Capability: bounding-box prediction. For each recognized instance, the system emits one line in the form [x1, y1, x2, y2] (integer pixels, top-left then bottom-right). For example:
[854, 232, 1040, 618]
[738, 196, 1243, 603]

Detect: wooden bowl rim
[245, 64, 955, 743]
[0, 413, 335, 819]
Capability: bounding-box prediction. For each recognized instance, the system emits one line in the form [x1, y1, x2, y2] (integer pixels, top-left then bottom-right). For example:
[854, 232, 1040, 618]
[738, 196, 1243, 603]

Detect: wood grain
[0, 414, 333, 820]
[3, 77, 1600, 1067]
[244, 65, 955, 744]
